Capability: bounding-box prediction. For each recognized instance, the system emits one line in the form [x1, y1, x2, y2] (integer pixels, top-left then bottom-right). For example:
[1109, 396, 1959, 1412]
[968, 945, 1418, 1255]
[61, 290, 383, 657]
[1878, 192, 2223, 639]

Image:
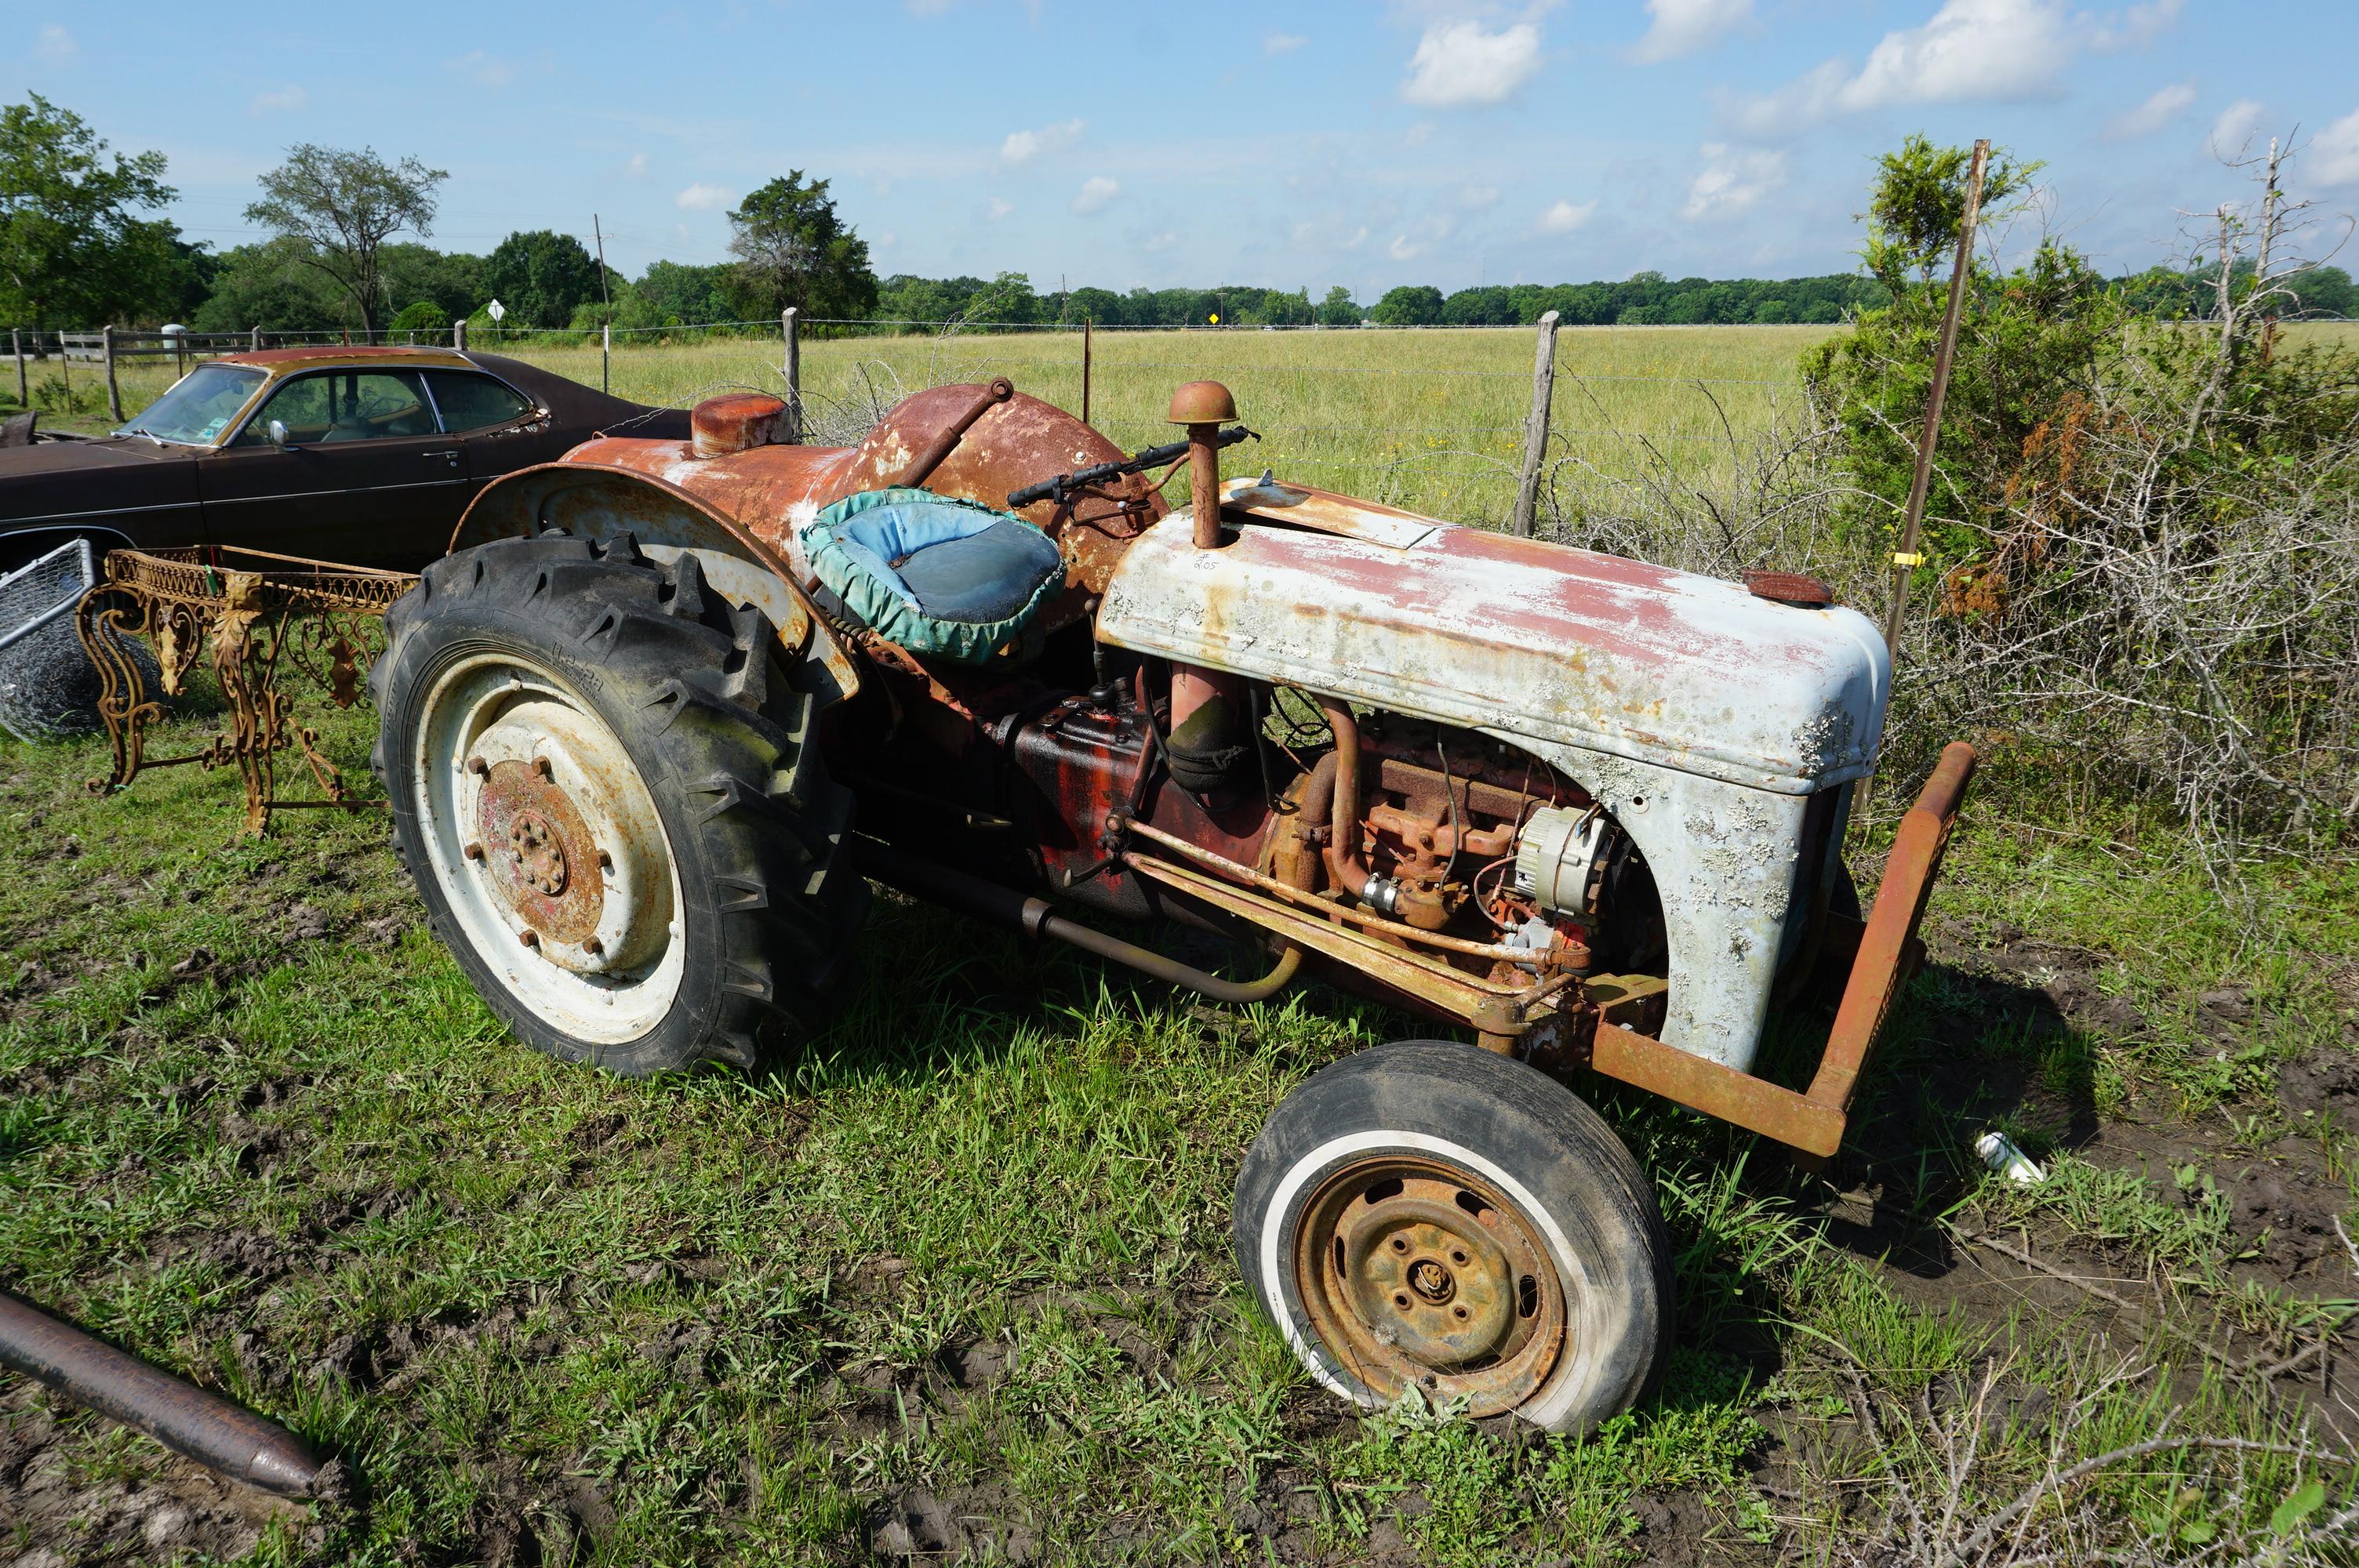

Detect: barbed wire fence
[12, 312, 1838, 554]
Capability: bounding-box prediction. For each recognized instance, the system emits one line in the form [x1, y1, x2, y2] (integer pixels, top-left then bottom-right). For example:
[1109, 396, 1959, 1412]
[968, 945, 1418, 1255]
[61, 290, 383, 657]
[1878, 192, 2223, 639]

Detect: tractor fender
[449, 463, 860, 705]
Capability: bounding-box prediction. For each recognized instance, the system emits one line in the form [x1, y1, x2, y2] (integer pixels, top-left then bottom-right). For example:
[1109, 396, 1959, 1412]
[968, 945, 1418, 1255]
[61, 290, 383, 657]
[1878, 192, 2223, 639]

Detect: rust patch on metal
[1292, 1157, 1566, 1415]
[1742, 569, 1834, 608]
[476, 757, 606, 946]
[690, 393, 788, 459]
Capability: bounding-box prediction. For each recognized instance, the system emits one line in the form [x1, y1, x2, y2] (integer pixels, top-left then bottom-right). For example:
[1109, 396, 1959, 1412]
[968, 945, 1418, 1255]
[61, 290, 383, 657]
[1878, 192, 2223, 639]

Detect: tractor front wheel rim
[1293, 1156, 1567, 1415]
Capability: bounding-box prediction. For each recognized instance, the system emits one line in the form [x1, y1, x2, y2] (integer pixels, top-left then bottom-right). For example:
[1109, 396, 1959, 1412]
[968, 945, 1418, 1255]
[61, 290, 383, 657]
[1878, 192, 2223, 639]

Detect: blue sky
[14, 1, 2357, 298]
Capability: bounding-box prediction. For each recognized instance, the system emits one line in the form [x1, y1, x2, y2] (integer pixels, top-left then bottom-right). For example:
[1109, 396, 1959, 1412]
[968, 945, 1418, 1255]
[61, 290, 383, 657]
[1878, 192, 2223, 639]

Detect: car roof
[216, 346, 479, 376]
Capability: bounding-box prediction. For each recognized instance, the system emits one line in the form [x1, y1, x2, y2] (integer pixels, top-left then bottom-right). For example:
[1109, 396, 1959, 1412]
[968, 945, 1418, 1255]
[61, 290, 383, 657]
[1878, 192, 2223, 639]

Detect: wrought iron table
[75, 546, 417, 834]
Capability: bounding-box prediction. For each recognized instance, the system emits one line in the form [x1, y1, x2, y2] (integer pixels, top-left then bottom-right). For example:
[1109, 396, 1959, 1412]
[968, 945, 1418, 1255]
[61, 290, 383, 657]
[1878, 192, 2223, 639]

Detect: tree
[190, 238, 351, 332]
[1369, 285, 1443, 326]
[1805, 135, 2115, 557]
[244, 144, 447, 339]
[0, 95, 180, 329]
[1316, 285, 1360, 326]
[725, 171, 878, 322]
[485, 230, 605, 328]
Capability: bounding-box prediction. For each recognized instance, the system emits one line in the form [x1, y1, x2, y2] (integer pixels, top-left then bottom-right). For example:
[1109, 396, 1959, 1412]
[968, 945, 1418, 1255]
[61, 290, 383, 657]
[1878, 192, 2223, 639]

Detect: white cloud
[2106, 80, 2196, 139]
[1631, 0, 1752, 64]
[1538, 198, 1598, 234]
[1001, 118, 1084, 165]
[2087, 0, 2185, 51]
[1401, 20, 1543, 108]
[1263, 32, 1307, 54]
[2210, 98, 2266, 154]
[1728, 0, 2093, 136]
[625, 152, 648, 177]
[1460, 185, 1500, 210]
[985, 196, 1013, 221]
[1685, 145, 1787, 220]
[2315, 107, 2359, 188]
[445, 49, 514, 88]
[675, 182, 732, 212]
[248, 85, 306, 117]
[1071, 176, 1121, 215]
[1142, 230, 1178, 252]
[35, 25, 73, 67]
[1387, 215, 1458, 262]
[1404, 122, 1436, 147]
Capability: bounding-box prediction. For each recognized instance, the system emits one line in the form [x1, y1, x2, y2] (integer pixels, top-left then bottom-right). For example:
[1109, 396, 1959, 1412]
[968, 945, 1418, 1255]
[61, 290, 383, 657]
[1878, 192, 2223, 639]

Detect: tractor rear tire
[370, 531, 863, 1076]
[1234, 1040, 1670, 1432]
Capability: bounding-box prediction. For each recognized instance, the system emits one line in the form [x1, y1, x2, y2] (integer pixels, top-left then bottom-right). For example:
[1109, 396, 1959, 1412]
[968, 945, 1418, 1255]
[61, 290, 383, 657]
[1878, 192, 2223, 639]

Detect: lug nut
[463, 842, 485, 862]
[583, 936, 605, 956]
[597, 849, 613, 872]
[532, 757, 554, 781]
[518, 930, 540, 949]
[465, 756, 489, 775]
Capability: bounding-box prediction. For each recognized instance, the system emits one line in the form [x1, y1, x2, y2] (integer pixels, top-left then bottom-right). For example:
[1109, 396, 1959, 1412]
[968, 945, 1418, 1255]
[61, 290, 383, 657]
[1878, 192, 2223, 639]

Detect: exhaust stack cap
[690, 393, 788, 459]
[1167, 380, 1237, 425]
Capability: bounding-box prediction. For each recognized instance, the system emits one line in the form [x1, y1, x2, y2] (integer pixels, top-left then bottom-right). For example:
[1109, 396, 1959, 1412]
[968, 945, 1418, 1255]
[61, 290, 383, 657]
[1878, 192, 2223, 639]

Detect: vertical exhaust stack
[1163, 380, 1246, 792]
[1169, 380, 1238, 550]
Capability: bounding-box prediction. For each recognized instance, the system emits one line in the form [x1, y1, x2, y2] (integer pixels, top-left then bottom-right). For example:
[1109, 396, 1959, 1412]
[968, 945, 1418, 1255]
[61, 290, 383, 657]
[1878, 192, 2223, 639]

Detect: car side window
[232, 371, 436, 446]
[423, 372, 533, 433]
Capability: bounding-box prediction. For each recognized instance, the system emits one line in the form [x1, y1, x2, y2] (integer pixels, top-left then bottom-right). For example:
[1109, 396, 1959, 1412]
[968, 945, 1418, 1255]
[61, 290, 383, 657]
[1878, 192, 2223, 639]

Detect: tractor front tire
[1234, 1040, 1670, 1432]
[370, 531, 863, 1076]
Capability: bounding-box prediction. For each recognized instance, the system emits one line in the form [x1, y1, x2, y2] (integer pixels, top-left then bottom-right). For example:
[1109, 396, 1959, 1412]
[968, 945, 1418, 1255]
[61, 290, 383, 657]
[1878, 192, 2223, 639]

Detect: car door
[195, 368, 471, 570]
[422, 368, 562, 503]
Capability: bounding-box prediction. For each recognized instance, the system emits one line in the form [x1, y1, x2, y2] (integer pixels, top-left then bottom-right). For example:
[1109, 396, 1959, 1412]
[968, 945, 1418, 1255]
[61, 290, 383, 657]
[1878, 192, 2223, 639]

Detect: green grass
[4, 322, 2357, 1561]
[1, 688, 2352, 1563]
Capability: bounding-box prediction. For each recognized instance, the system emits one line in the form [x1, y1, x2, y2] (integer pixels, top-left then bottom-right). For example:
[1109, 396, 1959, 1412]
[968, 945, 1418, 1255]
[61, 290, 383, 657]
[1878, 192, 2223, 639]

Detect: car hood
[0, 436, 200, 526]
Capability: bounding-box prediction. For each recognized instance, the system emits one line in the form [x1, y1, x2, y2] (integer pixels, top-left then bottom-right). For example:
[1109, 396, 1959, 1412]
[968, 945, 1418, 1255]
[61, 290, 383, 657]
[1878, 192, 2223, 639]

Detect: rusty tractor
[372, 376, 1973, 1432]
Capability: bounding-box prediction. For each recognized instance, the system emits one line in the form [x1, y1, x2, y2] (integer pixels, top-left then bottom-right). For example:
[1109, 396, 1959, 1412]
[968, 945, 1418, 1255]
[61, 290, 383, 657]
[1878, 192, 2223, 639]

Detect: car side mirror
[267, 419, 291, 450]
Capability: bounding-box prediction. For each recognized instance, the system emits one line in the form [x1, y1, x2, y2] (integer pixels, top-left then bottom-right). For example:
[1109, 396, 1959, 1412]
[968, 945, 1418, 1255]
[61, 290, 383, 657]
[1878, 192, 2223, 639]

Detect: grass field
[29, 324, 1839, 530]
[2, 325, 2357, 1564]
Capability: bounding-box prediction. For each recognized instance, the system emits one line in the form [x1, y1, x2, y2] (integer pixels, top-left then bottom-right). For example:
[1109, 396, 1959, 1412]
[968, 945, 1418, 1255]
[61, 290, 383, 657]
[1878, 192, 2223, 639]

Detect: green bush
[387, 300, 449, 334]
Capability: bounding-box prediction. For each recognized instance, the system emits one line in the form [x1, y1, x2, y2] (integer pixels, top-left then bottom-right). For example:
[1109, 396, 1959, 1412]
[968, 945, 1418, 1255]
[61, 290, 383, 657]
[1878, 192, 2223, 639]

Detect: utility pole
[593, 215, 615, 394]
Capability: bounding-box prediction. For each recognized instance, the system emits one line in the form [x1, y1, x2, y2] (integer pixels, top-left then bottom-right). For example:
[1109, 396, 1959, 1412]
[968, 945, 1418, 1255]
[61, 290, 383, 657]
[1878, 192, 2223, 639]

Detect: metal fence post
[453, 318, 467, 354]
[102, 326, 122, 422]
[11, 330, 21, 409]
[602, 323, 611, 395]
[249, 325, 261, 352]
[1880, 138, 1989, 659]
[1510, 310, 1561, 538]
[781, 307, 801, 443]
[1082, 317, 1093, 427]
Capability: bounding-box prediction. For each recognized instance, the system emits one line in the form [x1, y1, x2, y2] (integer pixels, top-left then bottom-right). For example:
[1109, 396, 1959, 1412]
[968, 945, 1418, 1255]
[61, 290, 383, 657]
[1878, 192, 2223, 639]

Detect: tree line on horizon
[4, 93, 2354, 342]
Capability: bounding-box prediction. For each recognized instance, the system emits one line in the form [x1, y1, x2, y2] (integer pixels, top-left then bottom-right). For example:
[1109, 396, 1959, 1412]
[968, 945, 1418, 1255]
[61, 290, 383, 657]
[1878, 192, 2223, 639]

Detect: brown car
[0, 346, 690, 574]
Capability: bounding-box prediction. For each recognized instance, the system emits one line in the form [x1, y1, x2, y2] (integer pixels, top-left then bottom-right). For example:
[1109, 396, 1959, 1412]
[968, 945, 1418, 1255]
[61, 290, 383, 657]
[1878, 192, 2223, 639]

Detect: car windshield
[116, 363, 266, 445]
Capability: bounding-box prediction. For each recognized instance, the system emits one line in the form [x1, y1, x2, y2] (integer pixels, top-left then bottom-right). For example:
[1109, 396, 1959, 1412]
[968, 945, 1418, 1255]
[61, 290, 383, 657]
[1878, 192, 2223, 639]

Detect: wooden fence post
[103, 326, 123, 422]
[602, 323, 611, 395]
[249, 325, 261, 352]
[1510, 310, 1561, 538]
[781, 307, 801, 443]
[11, 330, 22, 410]
[1082, 318, 1093, 427]
[453, 318, 467, 353]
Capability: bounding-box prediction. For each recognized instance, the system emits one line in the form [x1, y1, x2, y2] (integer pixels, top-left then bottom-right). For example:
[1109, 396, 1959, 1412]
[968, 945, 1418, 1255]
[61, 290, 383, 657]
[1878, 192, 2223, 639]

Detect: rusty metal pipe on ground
[856, 840, 1302, 1004]
[892, 377, 1015, 489]
[0, 1290, 321, 1497]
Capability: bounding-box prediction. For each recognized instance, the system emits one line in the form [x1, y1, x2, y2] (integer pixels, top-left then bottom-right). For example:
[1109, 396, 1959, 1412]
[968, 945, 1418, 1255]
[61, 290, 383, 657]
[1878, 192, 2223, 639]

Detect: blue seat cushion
[801, 488, 1066, 665]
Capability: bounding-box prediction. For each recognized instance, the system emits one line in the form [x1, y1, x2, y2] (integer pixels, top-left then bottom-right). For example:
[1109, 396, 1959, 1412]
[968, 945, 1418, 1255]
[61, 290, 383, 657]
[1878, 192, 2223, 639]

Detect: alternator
[1512, 805, 1611, 916]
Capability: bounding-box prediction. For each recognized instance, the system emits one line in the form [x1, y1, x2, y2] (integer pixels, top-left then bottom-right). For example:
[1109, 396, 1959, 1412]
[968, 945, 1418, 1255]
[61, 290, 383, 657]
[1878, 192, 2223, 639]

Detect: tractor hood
[1096, 491, 1888, 796]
